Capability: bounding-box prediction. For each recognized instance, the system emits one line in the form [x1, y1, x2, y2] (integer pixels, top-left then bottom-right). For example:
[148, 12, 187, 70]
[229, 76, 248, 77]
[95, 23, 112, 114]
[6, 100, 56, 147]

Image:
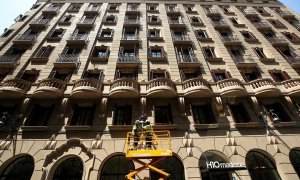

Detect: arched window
[289, 148, 300, 177]
[100, 154, 134, 180]
[199, 152, 231, 180]
[246, 151, 281, 180]
[0, 155, 34, 180]
[53, 157, 83, 180]
[150, 156, 185, 180]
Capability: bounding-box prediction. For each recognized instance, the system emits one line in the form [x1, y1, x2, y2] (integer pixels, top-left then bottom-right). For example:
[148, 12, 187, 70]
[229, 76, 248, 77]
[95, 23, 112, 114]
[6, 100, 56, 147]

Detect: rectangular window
[17, 71, 39, 82]
[148, 29, 161, 38]
[229, 104, 250, 123]
[268, 19, 287, 28]
[100, 29, 114, 38]
[49, 70, 72, 82]
[25, 104, 54, 126]
[242, 70, 260, 82]
[269, 71, 290, 82]
[264, 102, 291, 122]
[196, 30, 208, 38]
[115, 69, 137, 79]
[192, 104, 216, 124]
[150, 71, 170, 80]
[1, 29, 14, 37]
[202, 47, 217, 58]
[47, 29, 65, 41]
[114, 105, 132, 125]
[212, 70, 231, 81]
[180, 68, 201, 81]
[283, 32, 300, 41]
[154, 105, 172, 124]
[35, 46, 54, 58]
[82, 70, 104, 80]
[253, 47, 267, 59]
[68, 3, 82, 12]
[59, 15, 74, 24]
[68, 104, 95, 126]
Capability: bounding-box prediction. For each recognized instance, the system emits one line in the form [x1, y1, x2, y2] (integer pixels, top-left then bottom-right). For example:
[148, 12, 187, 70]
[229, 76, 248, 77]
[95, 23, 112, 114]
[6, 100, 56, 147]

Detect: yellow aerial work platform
[125, 130, 173, 180]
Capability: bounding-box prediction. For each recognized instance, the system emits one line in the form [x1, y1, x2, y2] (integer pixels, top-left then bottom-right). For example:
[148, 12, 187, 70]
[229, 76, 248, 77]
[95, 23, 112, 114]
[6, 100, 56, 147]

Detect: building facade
[0, 0, 300, 179]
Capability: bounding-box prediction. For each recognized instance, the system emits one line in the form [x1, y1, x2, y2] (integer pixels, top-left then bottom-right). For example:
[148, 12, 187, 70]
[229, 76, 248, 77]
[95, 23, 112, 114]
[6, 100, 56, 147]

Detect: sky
[0, 0, 300, 34]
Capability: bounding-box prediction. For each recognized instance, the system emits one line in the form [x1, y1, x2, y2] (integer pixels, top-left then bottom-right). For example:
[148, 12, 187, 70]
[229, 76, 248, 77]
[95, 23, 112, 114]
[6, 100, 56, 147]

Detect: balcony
[166, 8, 181, 15]
[146, 78, 176, 97]
[148, 51, 167, 62]
[0, 55, 20, 69]
[29, 19, 50, 29]
[252, 22, 272, 30]
[126, 7, 140, 14]
[54, 54, 80, 68]
[172, 35, 192, 45]
[97, 32, 113, 41]
[76, 18, 95, 29]
[285, 56, 300, 68]
[277, 11, 295, 19]
[211, 20, 230, 29]
[266, 37, 288, 46]
[281, 79, 300, 96]
[148, 34, 163, 41]
[214, 78, 246, 97]
[232, 55, 257, 68]
[190, 18, 204, 26]
[42, 6, 60, 15]
[124, 19, 140, 27]
[66, 34, 89, 45]
[205, 9, 220, 17]
[168, 19, 185, 28]
[110, 78, 139, 98]
[13, 34, 37, 46]
[120, 35, 140, 44]
[220, 35, 241, 45]
[71, 78, 102, 98]
[247, 78, 280, 97]
[117, 55, 140, 68]
[177, 54, 200, 67]
[102, 16, 117, 25]
[89, 52, 109, 63]
[84, 6, 100, 15]
[33, 79, 66, 98]
[182, 78, 212, 97]
[242, 10, 258, 17]
[0, 79, 31, 99]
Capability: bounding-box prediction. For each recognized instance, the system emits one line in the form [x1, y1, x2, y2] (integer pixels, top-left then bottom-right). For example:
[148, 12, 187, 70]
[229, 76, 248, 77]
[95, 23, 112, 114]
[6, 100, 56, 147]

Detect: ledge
[153, 124, 178, 130]
[21, 126, 48, 131]
[273, 121, 297, 127]
[194, 124, 219, 130]
[108, 125, 133, 131]
[65, 125, 91, 130]
[235, 122, 260, 128]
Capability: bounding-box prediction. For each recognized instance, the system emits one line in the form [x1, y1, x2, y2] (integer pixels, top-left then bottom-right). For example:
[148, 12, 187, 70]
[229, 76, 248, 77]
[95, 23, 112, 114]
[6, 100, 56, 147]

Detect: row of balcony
[1, 77, 300, 100]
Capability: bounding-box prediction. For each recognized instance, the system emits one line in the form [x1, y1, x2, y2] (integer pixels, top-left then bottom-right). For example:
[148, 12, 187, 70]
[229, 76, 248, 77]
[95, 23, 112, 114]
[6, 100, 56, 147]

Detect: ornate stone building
[0, 0, 300, 179]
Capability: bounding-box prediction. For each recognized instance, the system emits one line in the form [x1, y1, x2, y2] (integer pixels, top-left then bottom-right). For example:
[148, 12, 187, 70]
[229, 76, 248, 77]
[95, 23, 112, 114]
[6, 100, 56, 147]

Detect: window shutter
[99, 71, 104, 80]
[48, 70, 56, 79]
[179, 70, 186, 81]
[16, 71, 24, 79]
[149, 71, 153, 80]
[115, 70, 120, 79]
[226, 71, 232, 79]
[282, 71, 291, 80]
[165, 71, 171, 79]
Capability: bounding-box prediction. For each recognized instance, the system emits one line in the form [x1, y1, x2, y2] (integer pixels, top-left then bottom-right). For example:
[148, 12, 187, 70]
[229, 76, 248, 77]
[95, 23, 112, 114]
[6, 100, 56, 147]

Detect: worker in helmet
[143, 120, 153, 150]
[132, 120, 142, 150]
[139, 112, 147, 126]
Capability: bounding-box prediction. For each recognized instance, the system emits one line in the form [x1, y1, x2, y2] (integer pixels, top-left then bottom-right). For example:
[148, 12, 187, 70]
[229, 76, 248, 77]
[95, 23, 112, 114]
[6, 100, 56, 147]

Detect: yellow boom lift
[125, 130, 173, 180]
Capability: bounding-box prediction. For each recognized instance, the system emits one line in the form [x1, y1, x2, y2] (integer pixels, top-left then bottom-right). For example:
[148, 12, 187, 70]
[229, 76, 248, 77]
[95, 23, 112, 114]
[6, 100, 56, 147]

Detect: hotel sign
[206, 161, 247, 171]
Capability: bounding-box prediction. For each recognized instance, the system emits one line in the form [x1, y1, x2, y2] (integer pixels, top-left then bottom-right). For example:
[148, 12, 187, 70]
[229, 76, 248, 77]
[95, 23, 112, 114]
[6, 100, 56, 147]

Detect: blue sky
[0, 0, 299, 33]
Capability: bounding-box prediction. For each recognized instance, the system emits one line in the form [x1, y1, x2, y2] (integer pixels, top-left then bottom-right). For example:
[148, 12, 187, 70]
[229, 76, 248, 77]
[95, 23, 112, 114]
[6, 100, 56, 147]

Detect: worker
[139, 112, 147, 127]
[132, 120, 142, 150]
[143, 120, 153, 150]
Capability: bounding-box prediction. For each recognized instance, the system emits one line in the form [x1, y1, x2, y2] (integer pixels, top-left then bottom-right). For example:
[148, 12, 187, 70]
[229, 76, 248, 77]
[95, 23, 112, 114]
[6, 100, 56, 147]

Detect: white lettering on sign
[206, 161, 246, 169]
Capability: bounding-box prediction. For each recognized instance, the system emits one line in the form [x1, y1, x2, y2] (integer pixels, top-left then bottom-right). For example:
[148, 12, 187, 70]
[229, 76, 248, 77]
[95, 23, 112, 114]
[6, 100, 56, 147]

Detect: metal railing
[117, 55, 139, 63]
[220, 35, 239, 42]
[121, 35, 139, 40]
[43, 6, 60, 13]
[168, 19, 184, 24]
[15, 34, 37, 41]
[242, 9, 257, 15]
[252, 22, 270, 28]
[205, 9, 219, 14]
[285, 56, 300, 64]
[124, 19, 140, 24]
[0, 54, 20, 64]
[68, 34, 89, 41]
[56, 54, 80, 63]
[77, 18, 95, 25]
[172, 35, 190, 41]
[85, 6, 100, 12]
[211, 20, 228, 26]
[177, 54, 198, 63]
[232, 55, 255, 64]
[31, 18, 50, 25]
[266, 37, 287, 44]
